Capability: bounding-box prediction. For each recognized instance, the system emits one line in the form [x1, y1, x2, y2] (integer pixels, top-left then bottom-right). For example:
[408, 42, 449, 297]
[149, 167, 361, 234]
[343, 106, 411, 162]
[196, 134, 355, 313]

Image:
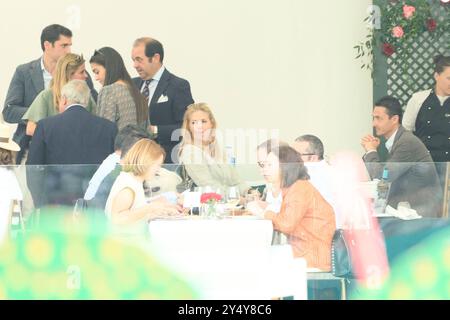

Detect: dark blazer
[26, 105, 117, 207]
[133, 68, 194, 163]
[2, 57, 98, 163]
[363, 126, 443, 217]
[88, 165, 121, 210]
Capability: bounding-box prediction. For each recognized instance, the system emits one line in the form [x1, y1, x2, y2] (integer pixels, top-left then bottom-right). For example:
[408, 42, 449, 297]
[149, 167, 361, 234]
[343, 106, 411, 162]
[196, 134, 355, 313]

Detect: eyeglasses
[299, 153, 315, 156]
[257, 161, 273, 168]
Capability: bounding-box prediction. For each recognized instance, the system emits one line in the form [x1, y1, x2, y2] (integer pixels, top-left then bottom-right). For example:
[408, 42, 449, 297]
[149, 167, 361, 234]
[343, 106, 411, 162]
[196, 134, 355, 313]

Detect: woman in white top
[0, 124, 23, 242]
[255, 139, 289, 244]
[178, 103, 249, 195]
[105, 139, 181, 236]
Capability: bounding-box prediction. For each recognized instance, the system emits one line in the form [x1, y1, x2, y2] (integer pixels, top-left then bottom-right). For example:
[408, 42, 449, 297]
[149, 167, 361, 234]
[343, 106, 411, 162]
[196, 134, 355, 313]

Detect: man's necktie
[142, 79, 152, 101]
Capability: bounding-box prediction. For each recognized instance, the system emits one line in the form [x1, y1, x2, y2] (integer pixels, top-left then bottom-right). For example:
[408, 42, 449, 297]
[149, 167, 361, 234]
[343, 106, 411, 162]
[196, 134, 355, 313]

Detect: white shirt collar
[65, 103, 84, 111]
[40, 57, 46, 71]
[385, 128, 398, 153]
[152, 65, 165, 82]
[436, 94, 450, 106]
[40, 57, 53, 89]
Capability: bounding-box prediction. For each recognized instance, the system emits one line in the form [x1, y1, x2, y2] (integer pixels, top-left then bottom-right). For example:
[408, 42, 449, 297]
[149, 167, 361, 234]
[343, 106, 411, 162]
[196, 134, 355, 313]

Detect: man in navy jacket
[27, 80, 117, 207]
[131, 37, 194, 164]
[2, 24, 97, 164]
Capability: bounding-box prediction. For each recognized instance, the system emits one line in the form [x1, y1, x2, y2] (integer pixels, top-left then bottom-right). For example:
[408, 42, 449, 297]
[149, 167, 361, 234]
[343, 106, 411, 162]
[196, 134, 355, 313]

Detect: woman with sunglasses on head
[23, 53, 96, 136]
[90, 47, 147, 131]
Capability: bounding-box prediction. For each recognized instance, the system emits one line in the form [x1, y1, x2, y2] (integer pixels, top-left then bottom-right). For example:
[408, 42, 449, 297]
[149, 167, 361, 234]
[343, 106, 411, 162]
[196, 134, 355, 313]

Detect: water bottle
[225, 145, 236, 166]
[377, 168, 390, 213]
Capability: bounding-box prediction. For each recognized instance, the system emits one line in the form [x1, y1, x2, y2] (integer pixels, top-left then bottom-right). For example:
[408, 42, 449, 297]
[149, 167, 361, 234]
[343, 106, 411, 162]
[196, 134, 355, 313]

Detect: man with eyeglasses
[3, 24, 97, 164]
[292, 134, 339, 226]
[131, 37, 194, 164]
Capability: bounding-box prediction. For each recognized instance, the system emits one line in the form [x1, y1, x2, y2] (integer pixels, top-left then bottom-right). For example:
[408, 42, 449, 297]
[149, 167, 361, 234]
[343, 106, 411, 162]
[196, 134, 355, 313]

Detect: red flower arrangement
[200, 192, 222, 217]
[200, 193, 222, 204]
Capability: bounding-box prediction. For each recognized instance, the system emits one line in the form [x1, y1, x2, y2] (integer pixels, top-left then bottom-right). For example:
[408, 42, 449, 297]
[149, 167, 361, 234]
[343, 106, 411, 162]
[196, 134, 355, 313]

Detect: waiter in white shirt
[403, 55, 450, 163]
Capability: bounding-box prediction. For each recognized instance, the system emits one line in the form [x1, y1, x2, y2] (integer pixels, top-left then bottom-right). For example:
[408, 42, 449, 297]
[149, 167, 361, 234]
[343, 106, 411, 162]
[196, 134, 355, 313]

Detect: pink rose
[392, 26, 404, 38]
[403, 5, 416, 19]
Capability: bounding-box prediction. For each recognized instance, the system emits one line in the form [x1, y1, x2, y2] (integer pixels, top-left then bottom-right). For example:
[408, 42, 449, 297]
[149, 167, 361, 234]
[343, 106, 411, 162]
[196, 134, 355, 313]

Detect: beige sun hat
[0, 123, 20, 152]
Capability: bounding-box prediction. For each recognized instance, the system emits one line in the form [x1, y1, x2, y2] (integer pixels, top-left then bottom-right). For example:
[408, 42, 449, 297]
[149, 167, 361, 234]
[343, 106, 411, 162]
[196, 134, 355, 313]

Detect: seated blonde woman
[247, 146, 336, 271]
[178, 103, 249, 195]
[105, 139, 182, 236]
[23, 53, 96, 136]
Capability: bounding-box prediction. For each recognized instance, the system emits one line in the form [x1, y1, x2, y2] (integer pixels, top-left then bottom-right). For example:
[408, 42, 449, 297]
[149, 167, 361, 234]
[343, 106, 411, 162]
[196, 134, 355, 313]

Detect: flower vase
[201, 202, 217, 218]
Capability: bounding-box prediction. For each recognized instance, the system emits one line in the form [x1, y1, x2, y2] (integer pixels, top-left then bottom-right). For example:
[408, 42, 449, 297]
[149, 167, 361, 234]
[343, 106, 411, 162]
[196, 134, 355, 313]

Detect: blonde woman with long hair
[178, 103, 249, 195]
[105, 139, 181, 236]
[23, 53, 96, 136]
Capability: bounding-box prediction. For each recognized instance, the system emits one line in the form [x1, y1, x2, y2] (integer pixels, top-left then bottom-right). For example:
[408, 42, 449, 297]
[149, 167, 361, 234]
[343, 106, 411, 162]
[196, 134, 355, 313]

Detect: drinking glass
[227, 186, 240, 215]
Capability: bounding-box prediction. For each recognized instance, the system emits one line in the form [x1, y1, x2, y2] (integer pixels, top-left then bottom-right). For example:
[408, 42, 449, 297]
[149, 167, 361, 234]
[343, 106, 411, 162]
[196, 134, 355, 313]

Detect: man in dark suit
[131, 37, 194, 164]
[361, 96, 443, 217]
[2, 24, 97, 164]
[27, 80, 117, 208]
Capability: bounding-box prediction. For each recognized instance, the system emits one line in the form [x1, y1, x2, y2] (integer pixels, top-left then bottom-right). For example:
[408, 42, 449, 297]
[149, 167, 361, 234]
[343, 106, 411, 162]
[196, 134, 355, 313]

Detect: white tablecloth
[148, 218, 307, 299]
[149, 217, 273, 249]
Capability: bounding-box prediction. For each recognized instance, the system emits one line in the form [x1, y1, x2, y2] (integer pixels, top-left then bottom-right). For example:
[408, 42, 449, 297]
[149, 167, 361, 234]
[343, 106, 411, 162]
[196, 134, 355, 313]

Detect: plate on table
[225, 215, 259, 220]
[373, 213, 394, 218]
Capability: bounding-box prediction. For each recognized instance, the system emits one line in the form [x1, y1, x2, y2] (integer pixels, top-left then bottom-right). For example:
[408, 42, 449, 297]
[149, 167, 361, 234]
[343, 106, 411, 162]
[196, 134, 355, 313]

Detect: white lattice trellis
[386, 3, 450, 106]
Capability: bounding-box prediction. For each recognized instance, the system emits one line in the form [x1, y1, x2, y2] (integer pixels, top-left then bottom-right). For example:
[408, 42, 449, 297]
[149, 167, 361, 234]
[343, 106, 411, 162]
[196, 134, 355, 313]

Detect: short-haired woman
[105, 139, 181, 237]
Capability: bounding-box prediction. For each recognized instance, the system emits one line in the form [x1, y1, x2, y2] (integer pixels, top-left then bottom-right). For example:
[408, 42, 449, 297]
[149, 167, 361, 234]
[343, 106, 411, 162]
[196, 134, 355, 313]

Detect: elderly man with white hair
[27, 79, 117, 207]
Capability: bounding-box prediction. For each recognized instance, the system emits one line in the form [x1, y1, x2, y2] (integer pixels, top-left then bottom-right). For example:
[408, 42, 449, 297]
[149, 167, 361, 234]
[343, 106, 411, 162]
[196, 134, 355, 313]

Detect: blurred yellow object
[0, 207, 197, 300]
[353, 226, 450, 300]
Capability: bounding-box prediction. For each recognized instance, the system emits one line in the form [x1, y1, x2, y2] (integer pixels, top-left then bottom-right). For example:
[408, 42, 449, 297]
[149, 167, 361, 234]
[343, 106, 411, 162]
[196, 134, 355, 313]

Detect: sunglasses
[93, 49, 104, 56]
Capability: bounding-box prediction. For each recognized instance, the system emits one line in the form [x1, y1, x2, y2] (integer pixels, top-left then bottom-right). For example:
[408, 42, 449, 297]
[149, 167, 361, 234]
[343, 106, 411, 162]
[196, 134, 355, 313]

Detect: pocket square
[157, 95, 169, 103]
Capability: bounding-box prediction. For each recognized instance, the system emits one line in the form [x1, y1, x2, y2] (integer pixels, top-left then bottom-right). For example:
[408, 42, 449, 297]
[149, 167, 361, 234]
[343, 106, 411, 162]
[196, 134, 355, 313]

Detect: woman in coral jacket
[247, 145, 336, 271]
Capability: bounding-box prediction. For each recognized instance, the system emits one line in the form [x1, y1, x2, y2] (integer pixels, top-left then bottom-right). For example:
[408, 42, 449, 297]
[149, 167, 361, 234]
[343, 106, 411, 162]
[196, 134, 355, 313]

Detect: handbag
[331, 228, 387, 279]
[176, 164, 197, 192]
[331, 229, 353, 278]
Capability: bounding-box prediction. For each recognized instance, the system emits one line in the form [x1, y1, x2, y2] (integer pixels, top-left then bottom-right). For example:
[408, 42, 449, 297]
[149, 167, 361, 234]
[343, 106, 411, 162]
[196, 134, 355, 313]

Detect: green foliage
[355, 0, 450, 75]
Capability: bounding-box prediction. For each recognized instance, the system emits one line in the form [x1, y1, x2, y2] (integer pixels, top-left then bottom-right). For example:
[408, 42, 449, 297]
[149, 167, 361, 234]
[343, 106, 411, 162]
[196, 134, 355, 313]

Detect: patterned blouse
[97, 82, 138, 131]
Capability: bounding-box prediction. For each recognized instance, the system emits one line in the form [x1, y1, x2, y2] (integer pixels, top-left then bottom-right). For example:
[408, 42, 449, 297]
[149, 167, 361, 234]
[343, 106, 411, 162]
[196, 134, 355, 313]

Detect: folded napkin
[148, 192, 178, 204]
[385, 203, 422, 220]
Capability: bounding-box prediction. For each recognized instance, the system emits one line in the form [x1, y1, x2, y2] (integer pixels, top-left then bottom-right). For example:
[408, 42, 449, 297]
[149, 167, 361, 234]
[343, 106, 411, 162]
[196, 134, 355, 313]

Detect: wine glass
[227, 186, 240, 215]
[203, 186, 213, 193]
[245, 189, 261, 208]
